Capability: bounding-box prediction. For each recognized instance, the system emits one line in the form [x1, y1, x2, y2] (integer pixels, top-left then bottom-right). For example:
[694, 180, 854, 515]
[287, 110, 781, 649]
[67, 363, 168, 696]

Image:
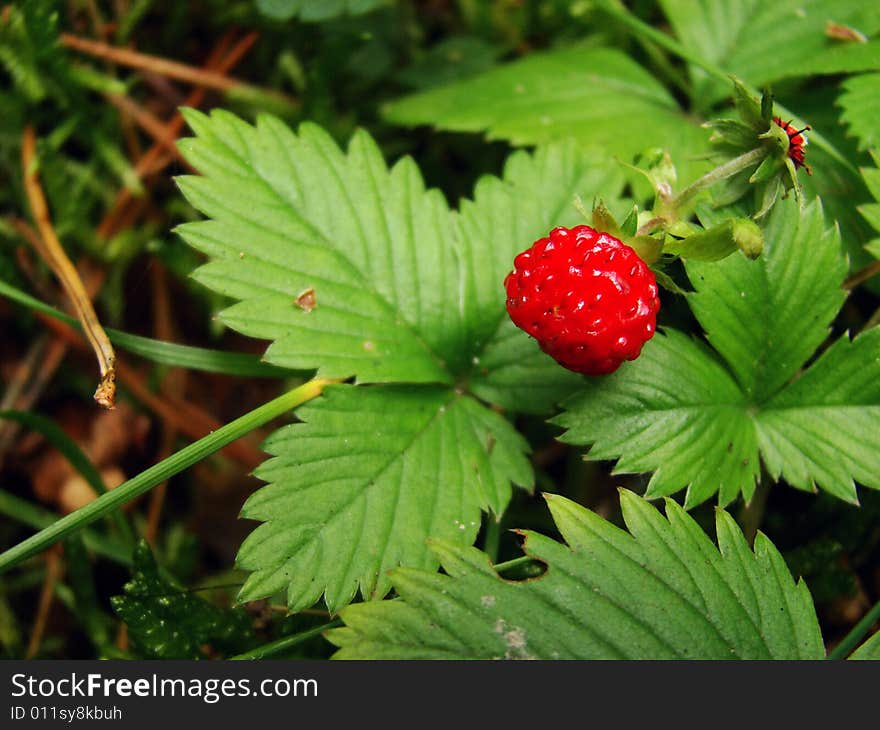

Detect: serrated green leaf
[556, 200, 880, 506]
[554, 330, 760, 508]
[111, 542, 252, 659]
[757, 329, 880, 504]
[840, 74, 880, 151]
[659, 0, 880, 97]
[177, 110, 466, 383]
[328, 490, 824, 659]
[236, 384, 532, 612]
[382, 45, 708, 166]
[255, 0, 388, 22]
[687, 199, 846, 402]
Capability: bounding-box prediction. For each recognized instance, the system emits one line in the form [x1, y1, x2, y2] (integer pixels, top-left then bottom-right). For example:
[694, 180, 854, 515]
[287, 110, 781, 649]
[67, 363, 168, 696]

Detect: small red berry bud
[505, 225, 660, 376]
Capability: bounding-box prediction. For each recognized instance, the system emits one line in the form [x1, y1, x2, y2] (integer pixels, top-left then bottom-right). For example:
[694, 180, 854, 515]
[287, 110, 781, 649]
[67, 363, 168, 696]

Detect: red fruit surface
[504, 225, 660, 376]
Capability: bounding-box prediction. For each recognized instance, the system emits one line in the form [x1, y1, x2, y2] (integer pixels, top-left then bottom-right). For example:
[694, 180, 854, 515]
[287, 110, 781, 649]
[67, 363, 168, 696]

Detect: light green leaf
[789, 40, 880, 78]
[687, 199, 846, 402]
[176, 109, 464, 383]
[554, 330, 760, 508]
[328, 490, 825, 659]
[757, 329, 880, 504]
[255, 0, 389, 22]
[236, 384, 532, 612]
[556, 200, 880, 506]
[659, 0, 880, 96]
[840, 75, 880, 151]
[382, 45, 708, 166]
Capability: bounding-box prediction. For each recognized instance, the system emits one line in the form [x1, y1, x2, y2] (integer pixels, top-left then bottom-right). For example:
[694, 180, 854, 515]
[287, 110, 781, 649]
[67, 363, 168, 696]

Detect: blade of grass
[0, 410, 134, 544]
[0, 379, 334, 575]
[230, 619, 343, 660]
[0, 279, 294, 378]
[828, 599, 880, 659]
[0, 490, 131, 566]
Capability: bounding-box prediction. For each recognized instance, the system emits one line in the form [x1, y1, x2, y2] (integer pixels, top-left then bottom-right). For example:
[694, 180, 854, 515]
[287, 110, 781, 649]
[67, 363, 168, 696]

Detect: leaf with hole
[328, 490, 824, 659]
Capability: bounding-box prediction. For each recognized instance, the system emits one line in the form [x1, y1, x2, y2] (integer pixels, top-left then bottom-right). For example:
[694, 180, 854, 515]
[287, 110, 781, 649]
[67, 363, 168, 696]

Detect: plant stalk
[666, 147, 765, 214]
[0, 379, 335, 575]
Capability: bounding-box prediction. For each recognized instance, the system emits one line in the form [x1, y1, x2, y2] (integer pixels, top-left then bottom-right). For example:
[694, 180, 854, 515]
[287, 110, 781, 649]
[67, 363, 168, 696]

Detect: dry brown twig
[97, 30, 259, 239]
[60, 33, 245, 92]
[21, 125, 117, 409]
[25, 545, 63, 659]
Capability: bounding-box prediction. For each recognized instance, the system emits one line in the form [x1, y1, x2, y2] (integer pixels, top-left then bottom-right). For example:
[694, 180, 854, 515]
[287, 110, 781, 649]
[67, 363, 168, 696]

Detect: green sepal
[592, 198, 623, 238]
[651, 267, 688, 295]
[749, 153, 784, 184]
[628, 235, 663, 264]
[760, 87, 774, 124]
[754, 177, 783, 219]
[732, 76, 766, 131]
[758, 121, 791, 156]
[619, 204, 639, 238]
[705, 119, 757, 150]
[711, 169, 753, 208]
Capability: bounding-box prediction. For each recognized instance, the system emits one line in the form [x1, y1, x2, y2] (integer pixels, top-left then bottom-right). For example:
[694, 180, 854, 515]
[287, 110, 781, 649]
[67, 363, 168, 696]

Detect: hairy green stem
[666, 147, 765, 213]
[827, 600, 880, 660]
[0, 379, 333, 575]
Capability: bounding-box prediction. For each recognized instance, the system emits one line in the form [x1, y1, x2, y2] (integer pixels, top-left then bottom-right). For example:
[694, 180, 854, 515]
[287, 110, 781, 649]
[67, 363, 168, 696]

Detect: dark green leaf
[329, 491, 824, 659]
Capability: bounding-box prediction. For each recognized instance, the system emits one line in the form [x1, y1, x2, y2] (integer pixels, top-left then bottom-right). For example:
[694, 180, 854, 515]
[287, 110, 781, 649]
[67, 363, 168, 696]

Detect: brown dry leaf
[58, 466, 126, 514]
[29, 401, 149, 511]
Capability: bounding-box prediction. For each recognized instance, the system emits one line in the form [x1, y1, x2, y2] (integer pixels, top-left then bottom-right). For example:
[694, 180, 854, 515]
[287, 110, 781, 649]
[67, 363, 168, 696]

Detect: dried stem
[60, 32, 243, 92]
[25, 545, 63, 658]
[33, 309, 264, 469]
[21, 125, 116, 408]
[97, 31, 258, 239]
[145, 262, 187, 543]
[106, 94, 188, 164]
[844, 259, 880, 291]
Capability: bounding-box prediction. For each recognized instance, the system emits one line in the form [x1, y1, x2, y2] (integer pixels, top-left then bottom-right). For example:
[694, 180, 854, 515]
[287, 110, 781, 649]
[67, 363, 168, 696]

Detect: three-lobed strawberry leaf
[175, 110, 624, 610]
[556, 199, 880, 507]
[328, 490, 825, 659]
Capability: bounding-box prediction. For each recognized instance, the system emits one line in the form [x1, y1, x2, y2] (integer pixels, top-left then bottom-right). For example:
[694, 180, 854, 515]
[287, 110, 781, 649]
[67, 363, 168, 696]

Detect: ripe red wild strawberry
[504, 225, 660, 376]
